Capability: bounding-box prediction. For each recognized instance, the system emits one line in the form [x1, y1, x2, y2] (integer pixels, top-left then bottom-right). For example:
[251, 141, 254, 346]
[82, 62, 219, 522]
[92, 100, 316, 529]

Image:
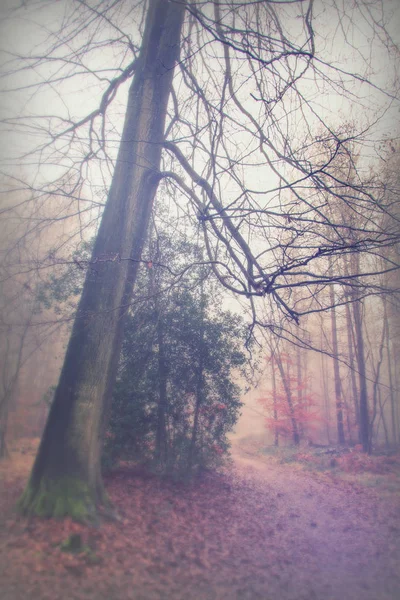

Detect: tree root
[17, 476, 98, 521]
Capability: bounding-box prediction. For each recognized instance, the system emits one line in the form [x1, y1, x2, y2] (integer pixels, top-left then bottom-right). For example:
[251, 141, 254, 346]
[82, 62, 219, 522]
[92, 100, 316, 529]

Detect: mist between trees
[0, 0, 399, 519]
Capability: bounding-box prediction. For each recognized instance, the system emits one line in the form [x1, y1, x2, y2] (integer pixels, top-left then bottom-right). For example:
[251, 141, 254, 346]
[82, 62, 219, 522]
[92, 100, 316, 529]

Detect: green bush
[103, 261, 247, 478]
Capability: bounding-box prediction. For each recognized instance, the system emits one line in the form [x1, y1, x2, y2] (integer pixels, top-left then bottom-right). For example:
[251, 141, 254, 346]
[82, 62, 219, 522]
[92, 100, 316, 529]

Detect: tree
[18, 0, 186, 518]
[106, 267, 246, 477]
[258, 349, 319, 446]
[351, 257, 370, 452]
[328, 267, 346, 445]
[0, 321, 29, 458]
[0, 0, 396, 516]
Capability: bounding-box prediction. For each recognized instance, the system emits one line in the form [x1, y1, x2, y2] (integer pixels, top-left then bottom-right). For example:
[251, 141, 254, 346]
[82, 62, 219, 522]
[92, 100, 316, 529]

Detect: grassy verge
[259, 444, 400, 497]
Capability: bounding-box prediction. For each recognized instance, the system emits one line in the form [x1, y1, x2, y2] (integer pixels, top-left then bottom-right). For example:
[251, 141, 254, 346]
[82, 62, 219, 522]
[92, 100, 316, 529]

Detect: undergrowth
[260, 444, 400, 494]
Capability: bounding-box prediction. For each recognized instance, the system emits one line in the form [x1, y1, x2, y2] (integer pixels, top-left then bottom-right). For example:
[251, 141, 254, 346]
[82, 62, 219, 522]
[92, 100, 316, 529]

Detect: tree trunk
[352, 297, 369, 452]
[275, 352, 300, 446]
[18, 0, 185, 519]
[1, 320, 30, 459]
[329, 264, 346, 444]
[347, 252, 369, 453]
[0, 399, 10, 459]
[296, 343, 303, 408]
[320, 318, 332, 444]
[155, 315, 169, 469]
[368, 310, 386, 450]
[149, 232, 169, 470]
[345, 297, 359, 438]
[377, 392, 390, 448]
[188, 280, 206, 472]
[271, 354, 279, 447]
[383, 296, 397, 445]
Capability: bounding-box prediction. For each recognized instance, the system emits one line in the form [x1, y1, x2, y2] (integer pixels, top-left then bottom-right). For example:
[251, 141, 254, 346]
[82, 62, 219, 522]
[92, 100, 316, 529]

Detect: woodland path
[228, 444, 400, 600]
[0, 442, 399, 600]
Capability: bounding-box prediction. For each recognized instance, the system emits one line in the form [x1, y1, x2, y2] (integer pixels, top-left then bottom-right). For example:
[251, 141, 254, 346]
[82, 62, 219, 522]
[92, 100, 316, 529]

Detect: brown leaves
[1, 444, 400, 599]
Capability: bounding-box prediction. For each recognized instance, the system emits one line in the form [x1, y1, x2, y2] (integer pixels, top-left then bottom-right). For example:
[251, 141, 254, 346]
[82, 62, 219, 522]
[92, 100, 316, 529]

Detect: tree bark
[345, 297, 359, 437]
[352, 297, 369, 453]
[155, 314, 169, 469]
[18, 0, 185, 518]
[347, 252, 369, 453]
[0, 320, 30, 459]
[271, 354, 279, 447]
[319, 317, 332, 444]
[0, 399, 10, 459]
[368, 311, 386, 450]
[275, 351, 300, 446]
[382, 296, 397, 446]
[329, 280, 346, 445]
[188, 278, 206, 472]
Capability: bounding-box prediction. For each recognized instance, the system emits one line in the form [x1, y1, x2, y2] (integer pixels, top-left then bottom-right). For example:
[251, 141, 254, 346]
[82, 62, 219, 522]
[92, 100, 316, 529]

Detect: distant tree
[0, 321, 29, 459]
[258, 350, 320, 446]
[328, 268, 346, 445]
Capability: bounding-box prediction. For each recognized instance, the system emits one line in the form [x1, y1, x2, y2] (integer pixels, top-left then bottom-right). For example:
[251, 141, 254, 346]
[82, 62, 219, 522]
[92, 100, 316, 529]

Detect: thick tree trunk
[18, 0, 185, 519]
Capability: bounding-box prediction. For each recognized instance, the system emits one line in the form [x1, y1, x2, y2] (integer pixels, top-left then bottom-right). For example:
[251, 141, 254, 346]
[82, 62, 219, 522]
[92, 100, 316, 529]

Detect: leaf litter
[0, 442, 399, 600]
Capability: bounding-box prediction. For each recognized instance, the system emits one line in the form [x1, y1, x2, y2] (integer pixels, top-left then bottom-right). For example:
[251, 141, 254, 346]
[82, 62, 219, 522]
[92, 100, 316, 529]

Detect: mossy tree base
[17, 476, 105, 521]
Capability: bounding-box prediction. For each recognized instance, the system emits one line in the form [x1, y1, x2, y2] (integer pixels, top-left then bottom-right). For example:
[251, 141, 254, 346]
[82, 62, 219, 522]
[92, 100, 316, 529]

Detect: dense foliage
[105, 272, 246, 477]
[35, 222, 248, 477]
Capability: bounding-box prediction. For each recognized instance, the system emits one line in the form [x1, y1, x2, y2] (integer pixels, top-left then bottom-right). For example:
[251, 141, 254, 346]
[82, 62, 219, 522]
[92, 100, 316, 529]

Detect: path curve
[226, 443, 400, 600]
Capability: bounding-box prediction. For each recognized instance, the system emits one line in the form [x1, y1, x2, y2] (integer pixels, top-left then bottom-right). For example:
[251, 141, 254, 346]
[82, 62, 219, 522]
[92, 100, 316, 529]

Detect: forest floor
[1, 438, 400, 600]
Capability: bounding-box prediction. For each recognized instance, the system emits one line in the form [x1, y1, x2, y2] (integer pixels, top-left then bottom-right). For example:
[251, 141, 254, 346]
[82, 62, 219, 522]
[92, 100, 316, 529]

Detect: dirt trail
[228, 443, 400, 600]
[1, 444, 400, 600]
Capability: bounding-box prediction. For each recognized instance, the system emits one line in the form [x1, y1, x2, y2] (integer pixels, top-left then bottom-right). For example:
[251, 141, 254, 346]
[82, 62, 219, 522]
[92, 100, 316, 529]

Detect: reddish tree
[259, 353, 321, 446]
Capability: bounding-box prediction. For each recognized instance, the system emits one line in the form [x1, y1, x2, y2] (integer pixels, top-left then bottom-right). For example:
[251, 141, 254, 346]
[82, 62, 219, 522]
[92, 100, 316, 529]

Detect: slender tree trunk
[347, 252, 370, 453]
[352, 297, 369, 452]
[188, 281, 206, 472]
[149, 232, 169, 470]
[383, 296, 397, 445]
[320, 320, 332, 444]
[367, 310, 386, 451]
[271, 354, 279, 447]
[345, 297, 359, 439]
[329, 266, 346, 444]
[275, 352, 300, 446]
[295, 342, 305, 440]
[0, 399, 10, 459]
[296, 343, 303, 408]
[155, 315, 169, 468]
[188, 358, 204, 472]
[19, 0, 185, 518]
[0, 320, 31, 459]
[395, 353, 400, 446]
[377, 392, 390, 448]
